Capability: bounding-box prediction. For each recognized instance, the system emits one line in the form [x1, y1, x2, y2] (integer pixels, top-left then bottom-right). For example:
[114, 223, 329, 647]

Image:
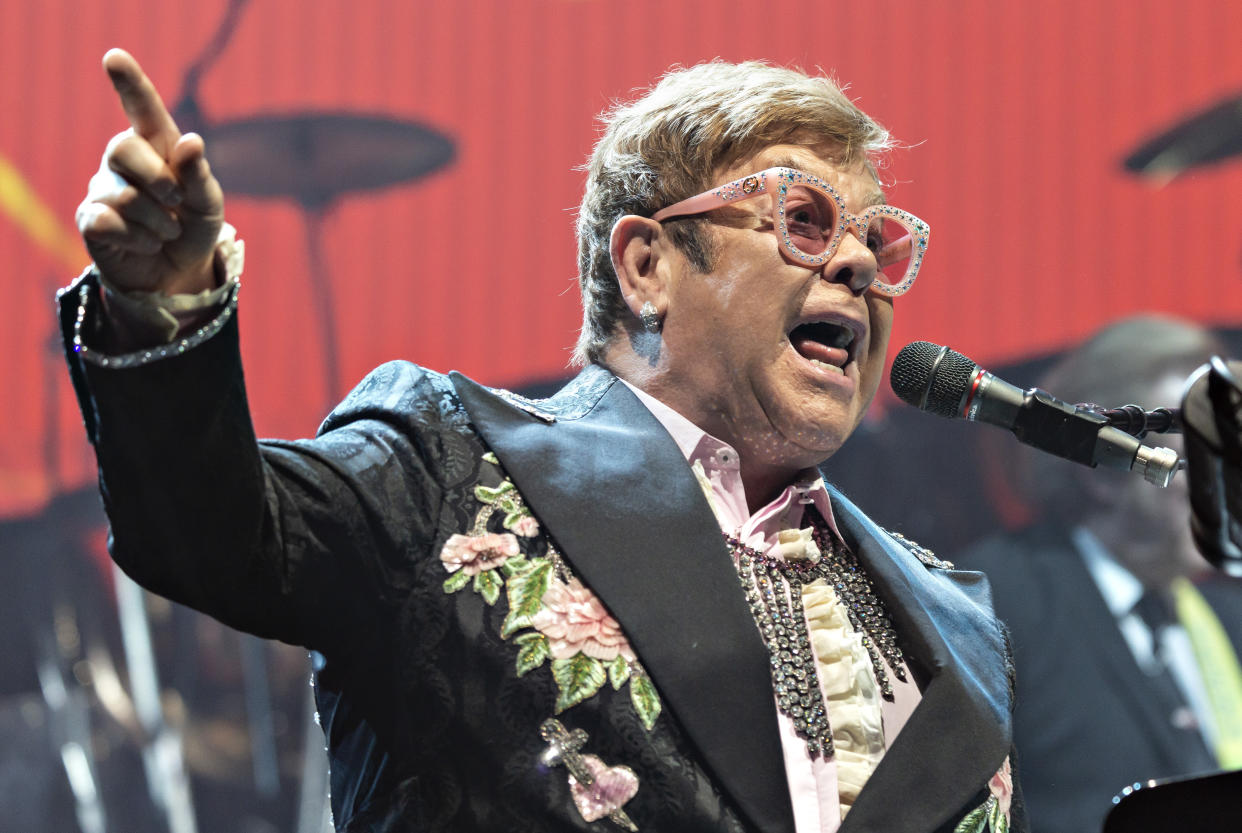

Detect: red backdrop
[4, 0, 1242, 516]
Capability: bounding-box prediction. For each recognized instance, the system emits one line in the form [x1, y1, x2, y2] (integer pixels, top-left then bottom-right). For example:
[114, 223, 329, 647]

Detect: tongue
[790, 333, 848, 366]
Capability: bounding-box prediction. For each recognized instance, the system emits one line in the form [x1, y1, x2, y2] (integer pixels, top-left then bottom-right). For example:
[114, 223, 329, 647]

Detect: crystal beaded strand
[733, 546, 835, 758]
[727, 515, 908, 759]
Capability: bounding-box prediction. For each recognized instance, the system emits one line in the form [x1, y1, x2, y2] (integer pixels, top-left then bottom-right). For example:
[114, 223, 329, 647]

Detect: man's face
[654, 143, 894, 476]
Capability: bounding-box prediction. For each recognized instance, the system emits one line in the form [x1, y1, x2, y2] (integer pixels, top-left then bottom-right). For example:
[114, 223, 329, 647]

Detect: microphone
[890, 341, 1181, 487]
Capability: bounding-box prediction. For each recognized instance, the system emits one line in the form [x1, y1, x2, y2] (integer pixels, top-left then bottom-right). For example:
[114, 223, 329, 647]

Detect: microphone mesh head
[891, 341, 943, 406]
[891, 341, 979, 418]
[926, 349, 977, 417]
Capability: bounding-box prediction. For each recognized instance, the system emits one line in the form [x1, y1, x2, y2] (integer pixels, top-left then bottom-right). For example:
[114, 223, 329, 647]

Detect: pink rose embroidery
[989, 756, 1013, 820]
[955, 755, 1014, 833]
[510, 515, 540, 537]
[531, 578, 636, 662]
[439, 532, 519, 575]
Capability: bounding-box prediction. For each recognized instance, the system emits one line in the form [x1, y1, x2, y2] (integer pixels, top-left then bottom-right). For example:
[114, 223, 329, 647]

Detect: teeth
[809, 359, 844, 375]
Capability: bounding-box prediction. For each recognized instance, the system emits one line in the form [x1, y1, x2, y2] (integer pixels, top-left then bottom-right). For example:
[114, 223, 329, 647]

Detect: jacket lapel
[828, 488, 1012, 833]
[452, 366, 797, 833]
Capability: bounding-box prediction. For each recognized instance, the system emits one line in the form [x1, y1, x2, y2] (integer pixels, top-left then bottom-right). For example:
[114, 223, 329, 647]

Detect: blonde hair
[573, 60, 894, 366]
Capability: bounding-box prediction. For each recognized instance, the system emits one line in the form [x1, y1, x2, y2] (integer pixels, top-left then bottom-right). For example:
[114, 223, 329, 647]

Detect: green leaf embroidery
[501, 558, 552, 638]
[608, 655, 631, 690]
[502, 508, 530, 529]
[474, 570, 502, 606]
[514, 632, 550, 677]
[628, 670, 661, 731]
[482, 451, 499, 465]
[552, 654, 607, 713]
[953, 801, 990, 833]
[474, 481, 515, 503]
[988, 797, 1009, 833]
[442, 570, 471, 594]
[500, 555, 531, 578]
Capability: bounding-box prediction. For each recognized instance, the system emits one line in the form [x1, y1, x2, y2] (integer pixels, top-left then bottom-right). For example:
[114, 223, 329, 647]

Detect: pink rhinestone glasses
[652, 167, 930, 297]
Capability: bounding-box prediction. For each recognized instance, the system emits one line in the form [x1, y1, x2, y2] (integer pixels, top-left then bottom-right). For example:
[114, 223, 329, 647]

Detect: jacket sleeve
[59, 272, 457, 659]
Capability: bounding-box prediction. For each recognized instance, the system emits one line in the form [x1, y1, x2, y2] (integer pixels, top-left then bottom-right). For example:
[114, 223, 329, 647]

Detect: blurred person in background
[960, 315, 1242, 833]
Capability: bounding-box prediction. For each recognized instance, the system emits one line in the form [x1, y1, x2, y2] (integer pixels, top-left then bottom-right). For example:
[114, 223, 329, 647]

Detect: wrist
[160, 256, 220, 296]
[96, 223, 245, 348]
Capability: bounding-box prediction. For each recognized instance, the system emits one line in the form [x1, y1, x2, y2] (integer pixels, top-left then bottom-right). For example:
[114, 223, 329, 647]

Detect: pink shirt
[622, 382, 922, 833]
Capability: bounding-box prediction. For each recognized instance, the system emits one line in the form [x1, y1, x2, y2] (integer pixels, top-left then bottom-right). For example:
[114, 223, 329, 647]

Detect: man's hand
[76, 49, 224, 296]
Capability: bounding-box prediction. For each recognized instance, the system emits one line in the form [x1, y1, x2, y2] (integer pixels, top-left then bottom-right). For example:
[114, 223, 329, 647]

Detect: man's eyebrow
[761, 157, 888, 207]
[767, 156, 804, 172]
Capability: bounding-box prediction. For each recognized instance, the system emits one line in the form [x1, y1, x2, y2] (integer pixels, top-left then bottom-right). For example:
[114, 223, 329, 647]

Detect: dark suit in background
[962, 526, 1242, 833]
[956, 315, 1242, 833]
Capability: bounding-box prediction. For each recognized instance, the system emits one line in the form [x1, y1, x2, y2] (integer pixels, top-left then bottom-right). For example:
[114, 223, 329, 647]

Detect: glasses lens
[779, 184, 840, 257]
[866, 213, 919, 287]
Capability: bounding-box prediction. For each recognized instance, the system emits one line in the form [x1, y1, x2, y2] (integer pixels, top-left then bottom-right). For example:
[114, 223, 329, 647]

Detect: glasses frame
[650, 166, 930, 297]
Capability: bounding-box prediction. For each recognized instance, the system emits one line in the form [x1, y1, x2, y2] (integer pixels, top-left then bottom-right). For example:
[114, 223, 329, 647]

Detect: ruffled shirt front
[623, 382, 922, 833]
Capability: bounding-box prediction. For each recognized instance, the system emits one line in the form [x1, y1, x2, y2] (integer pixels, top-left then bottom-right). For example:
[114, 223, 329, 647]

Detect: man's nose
[823, 231, 878, 296]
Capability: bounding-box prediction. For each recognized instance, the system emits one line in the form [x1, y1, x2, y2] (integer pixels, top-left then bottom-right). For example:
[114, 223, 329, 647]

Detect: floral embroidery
[473, 480, 538, 534]
[441, 532, 520, 575]
[532, 578, 637, 663]
[954, 757, 1012, 833]
[511, 515, 540, 537]
[989, 757, 1014, 821]
[440, 452, 663, 730]
[439, 532, 519, 604]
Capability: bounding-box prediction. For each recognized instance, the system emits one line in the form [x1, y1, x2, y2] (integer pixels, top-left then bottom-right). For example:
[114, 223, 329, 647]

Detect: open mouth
[788, 320, 858, 376]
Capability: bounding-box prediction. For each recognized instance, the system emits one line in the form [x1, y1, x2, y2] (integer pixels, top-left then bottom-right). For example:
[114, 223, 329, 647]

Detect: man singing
[63, 49, 1023, 832]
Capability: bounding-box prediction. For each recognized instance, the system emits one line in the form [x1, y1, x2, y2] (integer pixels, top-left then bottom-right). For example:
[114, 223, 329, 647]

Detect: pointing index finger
[103, 49, 181, 158]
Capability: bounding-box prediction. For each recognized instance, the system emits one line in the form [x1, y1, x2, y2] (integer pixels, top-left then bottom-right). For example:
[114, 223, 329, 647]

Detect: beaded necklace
[725, 516, 907, 759]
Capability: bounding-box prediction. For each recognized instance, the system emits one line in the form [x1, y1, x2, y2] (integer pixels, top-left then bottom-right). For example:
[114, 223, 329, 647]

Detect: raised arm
[76, 49, 223, 297]
[61, 52, 449, 660]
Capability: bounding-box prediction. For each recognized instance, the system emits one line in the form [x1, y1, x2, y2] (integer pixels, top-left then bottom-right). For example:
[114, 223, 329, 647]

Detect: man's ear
[610, 214, 669, 321]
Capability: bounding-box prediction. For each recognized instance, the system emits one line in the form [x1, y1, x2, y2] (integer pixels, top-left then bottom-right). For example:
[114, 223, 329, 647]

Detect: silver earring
[639, 301, 661, 334]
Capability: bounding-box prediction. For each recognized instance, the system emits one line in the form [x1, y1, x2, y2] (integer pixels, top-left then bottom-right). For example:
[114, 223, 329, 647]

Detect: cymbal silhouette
[168, 0, 454, 207]
[199, 111, 456, 208]
[167, 95, 457, 408]
[1124, 92, 1242, 180]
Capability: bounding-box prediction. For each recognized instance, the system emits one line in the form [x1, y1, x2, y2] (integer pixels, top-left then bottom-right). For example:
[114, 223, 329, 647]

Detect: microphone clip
[1077, 404, 1183, 439]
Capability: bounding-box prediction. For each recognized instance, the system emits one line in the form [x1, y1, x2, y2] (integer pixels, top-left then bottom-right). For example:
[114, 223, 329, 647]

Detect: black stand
[1182, 357, 1242, 574]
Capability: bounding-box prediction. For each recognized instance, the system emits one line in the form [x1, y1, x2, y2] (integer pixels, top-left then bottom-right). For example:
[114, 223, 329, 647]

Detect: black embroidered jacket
[60, 272, 1025, 833]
